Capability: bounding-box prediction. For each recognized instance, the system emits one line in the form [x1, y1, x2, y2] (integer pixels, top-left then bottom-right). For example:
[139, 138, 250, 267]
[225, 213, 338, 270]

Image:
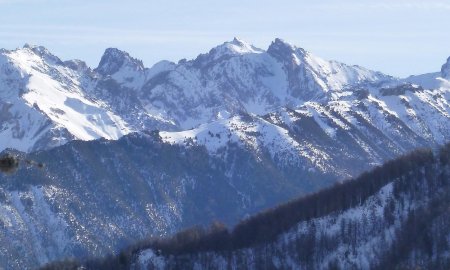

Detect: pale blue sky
[1, 0, 449, 77]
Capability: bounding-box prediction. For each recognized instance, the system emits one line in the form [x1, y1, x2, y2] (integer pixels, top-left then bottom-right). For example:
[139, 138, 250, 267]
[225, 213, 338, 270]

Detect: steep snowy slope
[0, 45, 130, 152]
[71, 38, 393, 132]
[1, 39, 448, 153]
[404, 72, 442, 89]
[160, 83, 450, 174]
[404, 56, 450, 89]
[123, 38, 392, 129]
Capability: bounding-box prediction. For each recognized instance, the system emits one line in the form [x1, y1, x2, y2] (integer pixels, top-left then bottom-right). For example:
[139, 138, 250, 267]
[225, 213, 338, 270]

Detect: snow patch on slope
[160, 115, 332, 172]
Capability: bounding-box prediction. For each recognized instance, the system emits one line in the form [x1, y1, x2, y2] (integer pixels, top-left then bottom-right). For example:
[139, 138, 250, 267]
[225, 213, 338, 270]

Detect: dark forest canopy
[0, 154, 19, 174]
[0, 153, 44, 174]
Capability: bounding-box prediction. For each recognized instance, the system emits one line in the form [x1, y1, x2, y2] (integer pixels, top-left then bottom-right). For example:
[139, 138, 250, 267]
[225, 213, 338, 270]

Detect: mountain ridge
[40, 143, 450, 270]
[0, 38, 424, 152]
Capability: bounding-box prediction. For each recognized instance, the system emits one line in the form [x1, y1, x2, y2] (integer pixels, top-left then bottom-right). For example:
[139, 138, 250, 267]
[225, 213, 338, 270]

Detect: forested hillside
[43, 143, 450, 269]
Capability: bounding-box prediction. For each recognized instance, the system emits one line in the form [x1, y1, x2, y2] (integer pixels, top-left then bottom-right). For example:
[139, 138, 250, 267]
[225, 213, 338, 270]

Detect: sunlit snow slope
[0, 45, 130, 152]
[1, 38, 449, 154]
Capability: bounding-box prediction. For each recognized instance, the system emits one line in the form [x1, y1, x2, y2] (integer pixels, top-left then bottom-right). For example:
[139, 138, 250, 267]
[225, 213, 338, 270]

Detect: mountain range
[0, 38, 449, 268]
[1, 38, 449, 153]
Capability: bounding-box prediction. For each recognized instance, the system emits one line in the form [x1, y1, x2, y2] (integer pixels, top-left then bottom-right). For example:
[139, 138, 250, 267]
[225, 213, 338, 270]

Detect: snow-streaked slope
[132, 38, 391, 129]
[0, 132, 337, 269]
[0, 185, 72, 268]
[159, 82, 450, 178]
[375, 87, 450, 144]
[137, 182, 403, 270]
[134, 146, 450, 270]
[3, 39, 448, 153]
[0, 45, 131, 152]
[85, 39, 449, 136]
[86, 38, 393, 131]
[161, 115, 334, 173]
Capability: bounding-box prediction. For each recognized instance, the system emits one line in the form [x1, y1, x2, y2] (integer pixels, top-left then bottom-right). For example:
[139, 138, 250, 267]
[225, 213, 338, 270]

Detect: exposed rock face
[95, 47, 145, 76]
[441, 56, 450, 78]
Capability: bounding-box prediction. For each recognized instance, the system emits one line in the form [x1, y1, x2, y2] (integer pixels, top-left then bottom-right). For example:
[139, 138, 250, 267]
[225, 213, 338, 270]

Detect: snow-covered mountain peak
[22, 44, 64, 65]
[0, 40, 447, 154]
[441, 56, 450, 78]
[217, 37, 262, 55]
[269, 38, 296, 51]
[264, 38, 390, 101]
[0, 45, 132, 152]
[194, 38, 263, 65]
[231, 37, 245, 44]
[95, 48, 145, 76]
[267, 38, 307, 63]
[227, 37, 263, 54]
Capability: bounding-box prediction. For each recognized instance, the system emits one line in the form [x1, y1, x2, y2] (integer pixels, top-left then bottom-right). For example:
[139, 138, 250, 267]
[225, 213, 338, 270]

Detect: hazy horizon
[1, 0, 449, 77]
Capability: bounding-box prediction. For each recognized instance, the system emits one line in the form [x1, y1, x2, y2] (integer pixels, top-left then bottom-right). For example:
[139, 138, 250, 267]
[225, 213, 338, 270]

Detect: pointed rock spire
[267, 38, 307, 64]
[441, 56, 450, 78]
[95, 48, 144, 76]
